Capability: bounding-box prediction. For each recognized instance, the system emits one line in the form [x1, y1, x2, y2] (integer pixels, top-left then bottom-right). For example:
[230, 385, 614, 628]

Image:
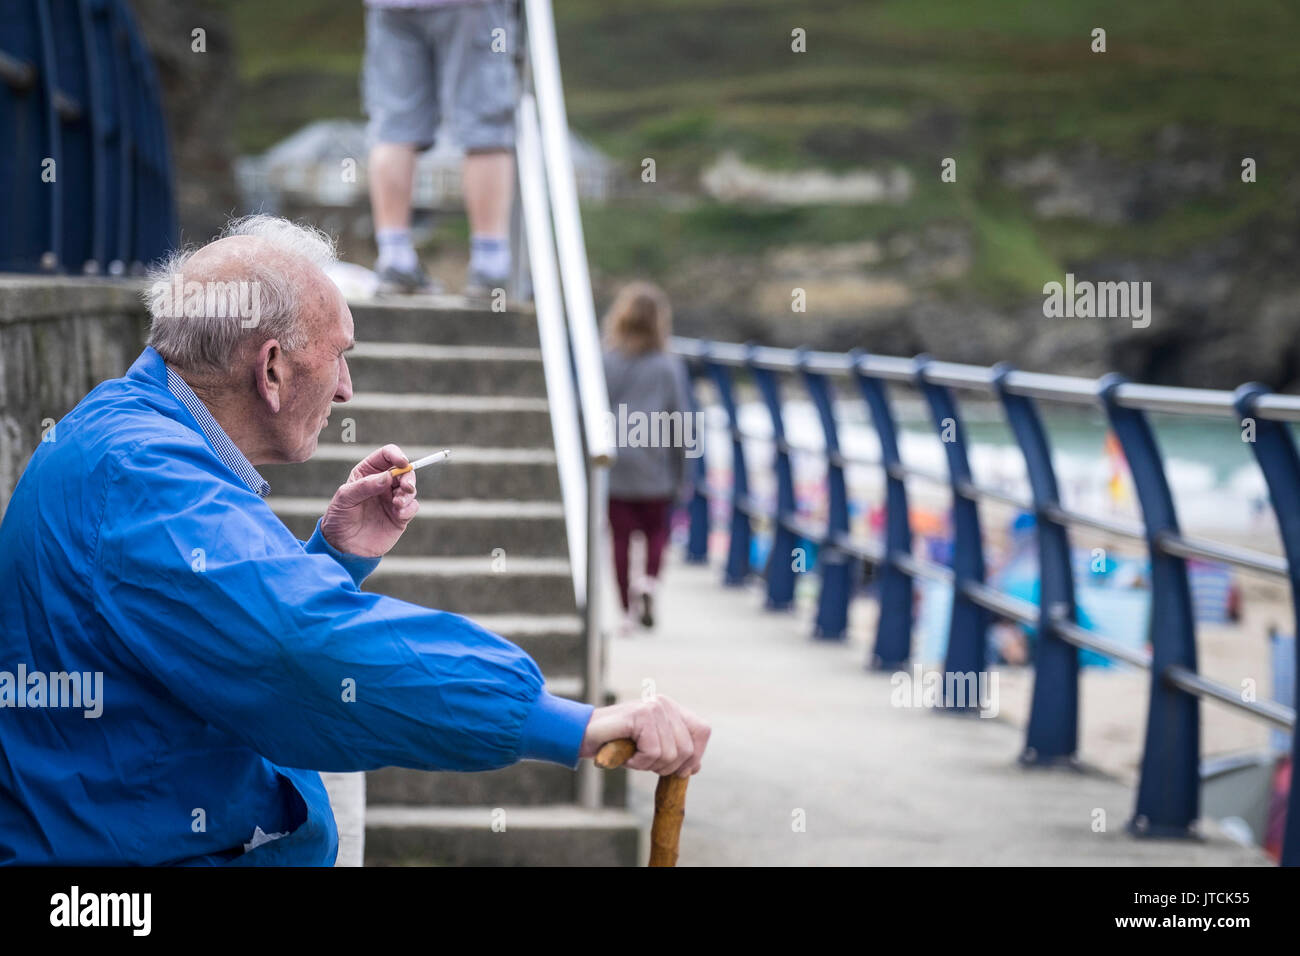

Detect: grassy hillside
[229, 0, 1300, 303]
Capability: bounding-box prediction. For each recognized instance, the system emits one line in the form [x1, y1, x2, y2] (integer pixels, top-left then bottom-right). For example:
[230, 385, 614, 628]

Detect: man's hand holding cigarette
[320, 443, 420, 557]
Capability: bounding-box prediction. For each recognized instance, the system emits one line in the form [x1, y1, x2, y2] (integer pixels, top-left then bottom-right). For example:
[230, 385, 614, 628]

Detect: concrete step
[367, 758, 627, 809]
[364, 805, 642, 866]
[318, 300, 617, 866]
[347, 343, 547, 397]
[349, 298, 538, 347]
[273, 498, 569, 558]
[260, 445, 561, 501]
[325, 394, 554, 449]
[471, 614, 585, 674]
[362, 556, 578, 616]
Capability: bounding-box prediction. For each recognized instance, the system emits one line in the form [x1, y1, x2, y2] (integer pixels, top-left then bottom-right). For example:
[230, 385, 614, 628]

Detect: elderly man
[0, 216, 708, 866]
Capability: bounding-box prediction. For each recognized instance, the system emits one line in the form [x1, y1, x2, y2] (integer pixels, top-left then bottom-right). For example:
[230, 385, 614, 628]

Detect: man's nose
[335, 356, 353, 404]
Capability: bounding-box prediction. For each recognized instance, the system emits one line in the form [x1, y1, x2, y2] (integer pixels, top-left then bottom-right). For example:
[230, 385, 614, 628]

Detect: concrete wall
[0, 277, 149, 514]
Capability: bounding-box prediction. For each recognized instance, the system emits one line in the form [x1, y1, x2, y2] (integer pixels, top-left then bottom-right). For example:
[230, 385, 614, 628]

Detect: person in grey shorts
[362, 0, 517, 297]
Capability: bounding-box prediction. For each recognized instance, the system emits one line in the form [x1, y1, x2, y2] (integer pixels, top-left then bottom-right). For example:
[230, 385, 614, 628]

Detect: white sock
[469, 235, 510, 279]
[376, 229, 417, 273]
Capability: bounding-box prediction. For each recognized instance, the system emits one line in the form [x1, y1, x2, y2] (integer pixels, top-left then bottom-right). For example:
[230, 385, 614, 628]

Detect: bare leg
[369, 143, 437, 289]
[462, 148, 514, 236]
[369, 143, 417, 232]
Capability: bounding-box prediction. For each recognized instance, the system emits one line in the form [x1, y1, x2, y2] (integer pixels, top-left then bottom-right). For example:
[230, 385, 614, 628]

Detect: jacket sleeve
[89, 436, 593, 774]
[302, 518, 381, 588]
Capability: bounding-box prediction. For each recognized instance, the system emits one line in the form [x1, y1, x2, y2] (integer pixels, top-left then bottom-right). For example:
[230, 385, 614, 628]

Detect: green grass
[227, 0, 1300, 301]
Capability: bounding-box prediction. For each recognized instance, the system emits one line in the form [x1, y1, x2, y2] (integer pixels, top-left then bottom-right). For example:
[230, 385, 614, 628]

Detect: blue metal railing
[673, 336, 1300, 865]
[0, 0, 177, 274]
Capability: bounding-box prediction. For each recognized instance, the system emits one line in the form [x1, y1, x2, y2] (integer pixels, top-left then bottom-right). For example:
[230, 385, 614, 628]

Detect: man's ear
[254, 339, 284, 414]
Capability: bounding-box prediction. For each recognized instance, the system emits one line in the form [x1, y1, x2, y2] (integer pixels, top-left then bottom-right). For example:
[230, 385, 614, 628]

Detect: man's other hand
[320, 444, 419, 557]
[579, 695, 710, 778]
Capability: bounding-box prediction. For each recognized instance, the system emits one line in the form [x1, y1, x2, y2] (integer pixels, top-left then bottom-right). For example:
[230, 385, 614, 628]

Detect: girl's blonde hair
[601, 281, 672, 356]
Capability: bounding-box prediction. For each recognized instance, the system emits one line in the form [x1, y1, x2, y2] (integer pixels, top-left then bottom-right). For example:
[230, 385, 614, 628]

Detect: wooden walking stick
[595, 738, 689, 867]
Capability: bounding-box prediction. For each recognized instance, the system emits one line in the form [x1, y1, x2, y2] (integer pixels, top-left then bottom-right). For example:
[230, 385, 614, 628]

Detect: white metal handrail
[516, 93, 588, 607]
[515, 0, 615, 810]
[523, 0, 615, 464]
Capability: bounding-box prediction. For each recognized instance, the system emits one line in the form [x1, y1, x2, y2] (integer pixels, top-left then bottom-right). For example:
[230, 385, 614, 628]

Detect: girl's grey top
[603, 348, 695, 500]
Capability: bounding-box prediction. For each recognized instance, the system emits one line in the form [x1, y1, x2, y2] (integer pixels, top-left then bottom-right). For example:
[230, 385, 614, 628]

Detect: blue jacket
[0, 346, 594, 865]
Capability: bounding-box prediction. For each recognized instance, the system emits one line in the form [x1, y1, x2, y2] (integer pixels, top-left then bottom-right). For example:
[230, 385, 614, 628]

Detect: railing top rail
[1253, 394, 1300, 423]
[1110, 383, 1238, 418]
[1000, 371, 1097, 404]
[671, 337, 1300, 419]
[918, 360, 997, 391]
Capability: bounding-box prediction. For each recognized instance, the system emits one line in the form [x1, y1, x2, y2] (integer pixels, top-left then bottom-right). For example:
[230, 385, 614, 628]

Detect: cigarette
[389, 448, 451, 477]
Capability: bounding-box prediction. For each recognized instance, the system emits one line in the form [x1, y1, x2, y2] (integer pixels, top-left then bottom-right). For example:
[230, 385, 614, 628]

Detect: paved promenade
[605, 557, 1272, 866]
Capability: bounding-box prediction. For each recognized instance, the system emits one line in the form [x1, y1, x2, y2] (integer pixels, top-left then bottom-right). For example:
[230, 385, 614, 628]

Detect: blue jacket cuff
[519, 690, 595, 769]
[304, 518, 382, 587]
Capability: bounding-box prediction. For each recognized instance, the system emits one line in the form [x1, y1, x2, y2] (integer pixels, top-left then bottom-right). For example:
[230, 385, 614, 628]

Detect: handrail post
[1097, 373, 1199, 839]
[799, 350, 853, 639]
[992, 364, 1079, 765]
[1233, 383, 1300, 865]
[851, 351, 913, 669]
[577, 455, 606, 810]
[683, 364, 710, 565]
[35, 0, 63, 270]
[915, 356, 988, 709]
[749, 351, 797, 610]
[704, 348, 752, 586]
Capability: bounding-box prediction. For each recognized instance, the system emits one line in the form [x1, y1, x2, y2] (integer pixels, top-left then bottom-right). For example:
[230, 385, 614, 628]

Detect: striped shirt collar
[164, 365, 272, 499]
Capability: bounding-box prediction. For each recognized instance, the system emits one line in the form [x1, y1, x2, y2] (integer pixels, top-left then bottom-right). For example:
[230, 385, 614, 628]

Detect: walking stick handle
[595, 738, 689, 867]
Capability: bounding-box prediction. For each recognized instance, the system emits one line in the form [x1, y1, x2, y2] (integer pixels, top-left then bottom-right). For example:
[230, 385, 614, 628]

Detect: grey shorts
[362, 1, 517, 152]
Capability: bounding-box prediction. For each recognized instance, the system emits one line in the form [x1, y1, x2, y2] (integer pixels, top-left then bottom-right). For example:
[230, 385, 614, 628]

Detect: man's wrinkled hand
[579, 695, 710, 778]
[320, 444, 419, 557]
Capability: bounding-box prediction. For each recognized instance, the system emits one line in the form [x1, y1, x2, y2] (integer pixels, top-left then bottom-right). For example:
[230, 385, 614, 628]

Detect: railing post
[749, 352, 797, 610]
[1233, 383, 1300, 865]
[683, 364, 710, 565]
[577, 455, 606, 810]
[1097, 373, 1199, 839]
[851, 351, 913, 669]
[799, 351, 853, 639]
[35, 0, 63, 270]
[992, 364, 1079, 764]
[915, 356, 988, 709]
[705, 348, 752, 586]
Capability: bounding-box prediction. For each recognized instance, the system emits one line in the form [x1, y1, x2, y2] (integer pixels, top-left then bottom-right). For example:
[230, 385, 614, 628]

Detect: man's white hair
[144, 215, 338, 372]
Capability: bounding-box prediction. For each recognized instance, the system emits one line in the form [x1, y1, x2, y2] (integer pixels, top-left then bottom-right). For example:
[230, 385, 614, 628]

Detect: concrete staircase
[260, 297, 639, 866]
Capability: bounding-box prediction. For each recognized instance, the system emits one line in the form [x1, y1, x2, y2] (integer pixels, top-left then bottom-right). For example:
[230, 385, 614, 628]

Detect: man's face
[274, 284, 354, 462]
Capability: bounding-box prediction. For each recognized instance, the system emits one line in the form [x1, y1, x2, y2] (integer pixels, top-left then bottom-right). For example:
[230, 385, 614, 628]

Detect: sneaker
[375, 263, 444, 296]
[639, 580, 657, 629]
[615, 609, 638, 638]
[463, 269, 508, 305]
